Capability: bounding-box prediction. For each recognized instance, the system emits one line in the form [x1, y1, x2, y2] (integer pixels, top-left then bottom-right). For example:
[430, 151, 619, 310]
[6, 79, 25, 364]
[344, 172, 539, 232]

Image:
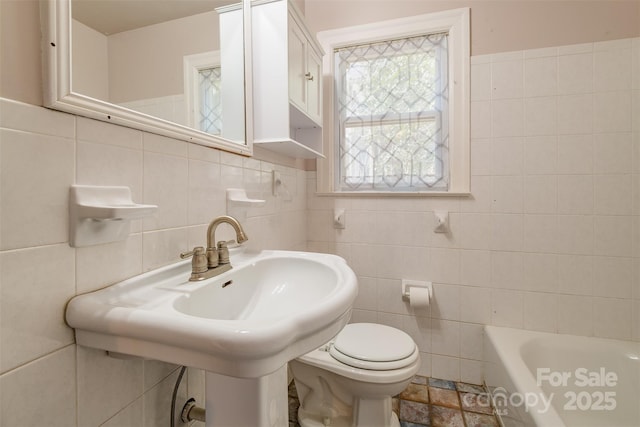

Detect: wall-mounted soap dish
[226, 188, 266, 207]
[226, 188, 265, 221]
[69, 185, 157, 247]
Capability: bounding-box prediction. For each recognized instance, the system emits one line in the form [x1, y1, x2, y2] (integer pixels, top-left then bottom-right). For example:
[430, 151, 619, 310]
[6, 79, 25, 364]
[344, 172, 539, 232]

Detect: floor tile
[428, 377, 457, 390]
[400, 420, 430, 427]
[456, 382, 485, 394]
[399, 400, 430, 425]
[411, 375, 428, 385]
[430, 405, 464, 427]
[460, 391, 493, 414]
[399, 383, 429, 403]
[464, 411, 500, 427]
[428, 386, 460, 408]
[289, 376, 499, 427]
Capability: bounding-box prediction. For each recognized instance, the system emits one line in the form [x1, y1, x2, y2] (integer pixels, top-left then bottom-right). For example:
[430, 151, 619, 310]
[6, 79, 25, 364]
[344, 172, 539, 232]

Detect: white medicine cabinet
[288, 15, 322, 125]
[249, 0, 324, 158]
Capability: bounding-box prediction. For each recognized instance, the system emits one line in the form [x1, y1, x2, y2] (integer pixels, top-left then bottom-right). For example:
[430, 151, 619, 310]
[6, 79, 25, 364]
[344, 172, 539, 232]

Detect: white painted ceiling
[72, 0, 238, 35]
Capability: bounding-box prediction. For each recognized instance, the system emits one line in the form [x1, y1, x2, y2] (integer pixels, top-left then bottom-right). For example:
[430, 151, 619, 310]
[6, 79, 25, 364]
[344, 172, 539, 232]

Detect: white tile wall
[307, 37, 640, 384]
[0, 346, 77, 426]
[0, 98, 307, 426]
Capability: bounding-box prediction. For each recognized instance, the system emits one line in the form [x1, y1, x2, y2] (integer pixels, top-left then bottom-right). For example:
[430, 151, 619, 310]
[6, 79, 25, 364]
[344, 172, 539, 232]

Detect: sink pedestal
[205, 365, 288, 427]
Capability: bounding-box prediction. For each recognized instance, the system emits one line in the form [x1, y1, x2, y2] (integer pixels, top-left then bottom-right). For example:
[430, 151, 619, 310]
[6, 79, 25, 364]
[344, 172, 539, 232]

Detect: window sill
[315, 191, 471, 198]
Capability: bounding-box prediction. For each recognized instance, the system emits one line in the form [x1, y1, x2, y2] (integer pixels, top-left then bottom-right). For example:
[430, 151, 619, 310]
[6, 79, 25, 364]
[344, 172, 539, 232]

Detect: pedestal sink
[66, 249, 358, 426]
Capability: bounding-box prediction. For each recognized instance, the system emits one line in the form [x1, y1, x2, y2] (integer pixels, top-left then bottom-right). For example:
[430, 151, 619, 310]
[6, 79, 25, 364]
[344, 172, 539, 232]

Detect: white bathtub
[484, 326, 640, 427]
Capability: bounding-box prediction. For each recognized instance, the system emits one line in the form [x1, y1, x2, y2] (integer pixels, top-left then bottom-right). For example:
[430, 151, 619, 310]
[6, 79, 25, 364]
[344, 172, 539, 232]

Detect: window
[336, 33, 449, 191]
[184, 51, 223, 136]
[198, 67, 223, 135]
[316, 9, 470, 195]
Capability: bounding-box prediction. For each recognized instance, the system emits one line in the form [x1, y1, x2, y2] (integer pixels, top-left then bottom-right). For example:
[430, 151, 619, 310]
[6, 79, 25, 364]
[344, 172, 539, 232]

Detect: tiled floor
[289, 375, 500, 427]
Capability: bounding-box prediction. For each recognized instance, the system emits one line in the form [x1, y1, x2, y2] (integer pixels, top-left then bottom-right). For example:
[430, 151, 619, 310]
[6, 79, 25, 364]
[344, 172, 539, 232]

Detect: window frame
[315, 8, 470, 196]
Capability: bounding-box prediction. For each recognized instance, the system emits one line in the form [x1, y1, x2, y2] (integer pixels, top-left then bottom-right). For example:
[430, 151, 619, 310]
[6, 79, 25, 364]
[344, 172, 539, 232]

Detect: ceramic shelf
[69, 185, 157, 247]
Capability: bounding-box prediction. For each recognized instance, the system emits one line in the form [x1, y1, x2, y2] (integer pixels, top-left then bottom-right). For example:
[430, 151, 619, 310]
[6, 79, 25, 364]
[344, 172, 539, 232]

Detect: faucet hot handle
[180, 246, 208, 274]
[180, 246, 202, 259]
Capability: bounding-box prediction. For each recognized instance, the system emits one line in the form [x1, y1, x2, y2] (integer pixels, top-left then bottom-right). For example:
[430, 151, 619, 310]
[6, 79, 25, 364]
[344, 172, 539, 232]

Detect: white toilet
[290, 323, 420, 427]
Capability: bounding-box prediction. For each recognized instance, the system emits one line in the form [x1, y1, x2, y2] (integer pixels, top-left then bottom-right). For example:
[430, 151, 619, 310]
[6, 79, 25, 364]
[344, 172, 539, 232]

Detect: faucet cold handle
[217, 240, 231, 264]
[180, 246, 208, 274]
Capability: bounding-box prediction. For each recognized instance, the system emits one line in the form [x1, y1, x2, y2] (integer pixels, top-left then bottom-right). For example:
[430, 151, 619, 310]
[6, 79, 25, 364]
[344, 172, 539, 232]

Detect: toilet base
[297, 408, 400, 427]
[290, 323, 421, 427]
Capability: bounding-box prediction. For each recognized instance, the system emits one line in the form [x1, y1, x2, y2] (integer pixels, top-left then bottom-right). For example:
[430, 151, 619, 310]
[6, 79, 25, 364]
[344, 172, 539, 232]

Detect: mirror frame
[40, 0, 253, 156]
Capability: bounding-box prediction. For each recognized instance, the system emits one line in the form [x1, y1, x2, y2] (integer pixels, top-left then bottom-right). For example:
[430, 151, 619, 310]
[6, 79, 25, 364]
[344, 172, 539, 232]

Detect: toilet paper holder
[401, 280, 433, 300]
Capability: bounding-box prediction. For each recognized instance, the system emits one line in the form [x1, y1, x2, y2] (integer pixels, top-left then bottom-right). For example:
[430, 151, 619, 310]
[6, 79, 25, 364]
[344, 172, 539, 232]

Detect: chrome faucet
[180, 215, 248, 281]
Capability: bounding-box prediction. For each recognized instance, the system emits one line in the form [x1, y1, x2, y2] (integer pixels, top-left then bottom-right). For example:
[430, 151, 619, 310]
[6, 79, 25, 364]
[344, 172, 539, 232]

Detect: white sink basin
[66, 250, 358, 378]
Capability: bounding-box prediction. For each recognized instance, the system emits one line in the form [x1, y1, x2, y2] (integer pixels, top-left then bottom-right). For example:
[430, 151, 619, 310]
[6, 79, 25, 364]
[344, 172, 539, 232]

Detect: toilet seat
[329, 323, 418, 371]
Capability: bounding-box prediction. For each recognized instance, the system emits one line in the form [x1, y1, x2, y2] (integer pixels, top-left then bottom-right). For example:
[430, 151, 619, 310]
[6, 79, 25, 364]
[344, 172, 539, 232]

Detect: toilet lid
[329, 323, 417, 370]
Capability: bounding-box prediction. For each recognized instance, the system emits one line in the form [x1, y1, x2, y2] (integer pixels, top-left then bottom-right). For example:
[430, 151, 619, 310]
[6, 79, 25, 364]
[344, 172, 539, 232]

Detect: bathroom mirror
[41, 0, 252, 156]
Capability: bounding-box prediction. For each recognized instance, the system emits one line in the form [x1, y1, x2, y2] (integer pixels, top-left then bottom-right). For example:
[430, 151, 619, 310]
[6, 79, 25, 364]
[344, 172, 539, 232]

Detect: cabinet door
[305, 46, 322, 125]
[288, 19, 307, 112]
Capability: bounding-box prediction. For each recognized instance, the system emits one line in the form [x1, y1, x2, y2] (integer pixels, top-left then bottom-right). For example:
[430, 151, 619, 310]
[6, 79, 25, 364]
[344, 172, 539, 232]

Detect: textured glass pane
[336, 33, 449, 191]
[341, 119, 448, 190]
[198, 67, 222, 135]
